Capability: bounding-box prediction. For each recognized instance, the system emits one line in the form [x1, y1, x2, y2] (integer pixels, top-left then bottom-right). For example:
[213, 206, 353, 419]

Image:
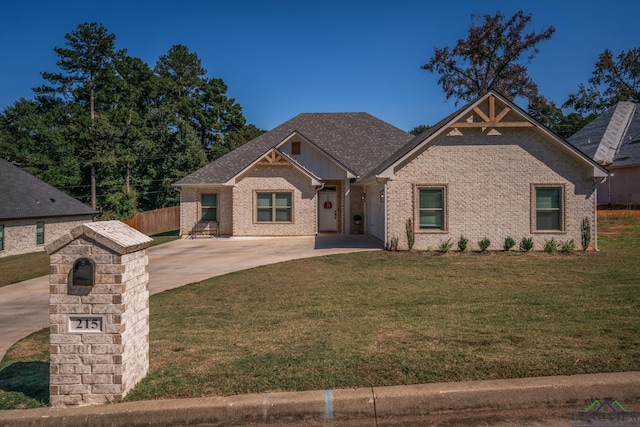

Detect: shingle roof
[174, 112, 413, 185]
[0, 158, 97, 220]
[568, 102, 640, 167]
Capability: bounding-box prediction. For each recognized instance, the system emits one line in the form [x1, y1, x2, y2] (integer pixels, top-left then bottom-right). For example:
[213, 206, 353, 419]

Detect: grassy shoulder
[1, 215, 639, 409]
[0, 229, 180, 288]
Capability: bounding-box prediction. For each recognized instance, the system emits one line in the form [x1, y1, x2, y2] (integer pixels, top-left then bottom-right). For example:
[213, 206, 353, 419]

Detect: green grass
[1, 217, 639, 409]
[0, 229, 180, 288]
[0, 252, 50, 288]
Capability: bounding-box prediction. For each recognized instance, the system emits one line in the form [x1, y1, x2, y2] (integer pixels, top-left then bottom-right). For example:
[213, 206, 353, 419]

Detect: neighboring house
[568, 101, 640, 206]
[0, 158, 97, 257]
[174, 91, 608, 251]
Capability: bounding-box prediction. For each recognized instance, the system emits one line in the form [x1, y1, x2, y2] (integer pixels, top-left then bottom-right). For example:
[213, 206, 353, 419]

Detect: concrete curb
[1, 371, 639, 426]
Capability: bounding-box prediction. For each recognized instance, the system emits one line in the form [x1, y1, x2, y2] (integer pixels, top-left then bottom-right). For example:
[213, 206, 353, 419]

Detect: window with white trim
[256, 192, 292, 222]
[0, 225, 4, 251]
[416, 185, 447, 231]
[533, 186, 564, 231]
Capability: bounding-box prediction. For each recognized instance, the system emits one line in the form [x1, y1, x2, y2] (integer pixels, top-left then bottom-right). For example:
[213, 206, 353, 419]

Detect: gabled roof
[366, 91, 609, 181]
[174, 112, 413, 186]
[0, 158, 97, 220]
[224, 147, 322, 186]
[568, 102, 640, 167]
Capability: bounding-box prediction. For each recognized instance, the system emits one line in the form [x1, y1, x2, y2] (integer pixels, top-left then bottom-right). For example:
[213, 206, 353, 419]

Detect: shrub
[560, 239, 575, 253]
[439, 238, 454, 253]
[478, 237, 490, 252]
[457, 235, 468, 252]
[503, 236, 516, 251]
[543, 238, 559, 253]
[520, 237, 534, 252]
[581, 217, 591, 250]
[388, 236, 398, 251]
[405, 219, 415, 250]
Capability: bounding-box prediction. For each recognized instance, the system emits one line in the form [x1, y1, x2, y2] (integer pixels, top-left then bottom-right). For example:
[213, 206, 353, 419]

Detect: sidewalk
[1, 371, 638, 426]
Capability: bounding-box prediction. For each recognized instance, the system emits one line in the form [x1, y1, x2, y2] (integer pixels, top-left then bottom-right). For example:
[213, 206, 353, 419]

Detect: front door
[318, 190, 338, 232]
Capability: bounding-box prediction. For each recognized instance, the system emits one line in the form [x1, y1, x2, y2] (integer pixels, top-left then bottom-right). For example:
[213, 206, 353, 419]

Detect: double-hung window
[533, 186, 564, 231]
[36, 222, 45, 245]
[201, 194, 217, 221]
[256, 192, 292, 222]
[417, 186, 447, 231]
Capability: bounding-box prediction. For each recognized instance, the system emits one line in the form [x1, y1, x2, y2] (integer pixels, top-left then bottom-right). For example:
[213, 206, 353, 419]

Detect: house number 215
[68, 316, 104, 333]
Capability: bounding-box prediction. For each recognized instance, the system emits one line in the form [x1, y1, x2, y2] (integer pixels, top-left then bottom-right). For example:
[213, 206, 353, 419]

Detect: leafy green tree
[34, 22, 122, 209]
[422, 11, 555, 104]
[154, 45, 247, 160]
[0, 98, 82, 190]
[1, 23, 256, 219]
[409, 124, 430, 136]
[564, 48, 640, 115]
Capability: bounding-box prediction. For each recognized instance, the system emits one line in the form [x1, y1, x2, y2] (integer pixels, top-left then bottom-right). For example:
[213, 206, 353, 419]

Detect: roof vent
[51, 198, 56, 203]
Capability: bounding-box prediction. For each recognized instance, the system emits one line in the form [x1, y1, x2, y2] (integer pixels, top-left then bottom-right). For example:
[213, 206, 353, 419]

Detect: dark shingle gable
[0, 159, 97, 220]
[175, 113, 413, 185]
[568, 102, 640, 167]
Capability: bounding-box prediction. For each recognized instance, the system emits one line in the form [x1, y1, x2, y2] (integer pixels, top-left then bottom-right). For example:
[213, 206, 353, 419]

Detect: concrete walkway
[1, 371, 638, 426]
[0, 234, 382, 360]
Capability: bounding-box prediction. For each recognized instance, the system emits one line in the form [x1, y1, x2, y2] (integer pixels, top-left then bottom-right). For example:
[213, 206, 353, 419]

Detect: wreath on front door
[324, 201, 332, 209]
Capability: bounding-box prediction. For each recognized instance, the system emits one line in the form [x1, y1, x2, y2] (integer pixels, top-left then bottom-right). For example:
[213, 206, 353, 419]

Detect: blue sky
[0, 1, 637, 132]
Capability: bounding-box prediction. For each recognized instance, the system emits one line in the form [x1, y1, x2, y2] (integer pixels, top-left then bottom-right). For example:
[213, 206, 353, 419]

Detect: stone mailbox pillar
[46, 221, 153, 407]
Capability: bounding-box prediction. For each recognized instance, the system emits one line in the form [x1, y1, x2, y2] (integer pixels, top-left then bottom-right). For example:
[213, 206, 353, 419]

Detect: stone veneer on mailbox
[46, 221, 152, 407]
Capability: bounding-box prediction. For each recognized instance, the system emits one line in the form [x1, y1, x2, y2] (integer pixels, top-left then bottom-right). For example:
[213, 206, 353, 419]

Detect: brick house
[174, 91, 608, 250]
[0, 158, 96, 257]
[568, 101, 640, 206]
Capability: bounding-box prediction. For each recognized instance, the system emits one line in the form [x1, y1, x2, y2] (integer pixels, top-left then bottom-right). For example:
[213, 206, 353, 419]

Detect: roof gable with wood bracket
[225, 148, 322, 186]
[370, 91, 609, 180]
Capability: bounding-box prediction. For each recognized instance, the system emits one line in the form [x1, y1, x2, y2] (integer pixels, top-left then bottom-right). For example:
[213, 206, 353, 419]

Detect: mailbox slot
[72, 257, 95, 287]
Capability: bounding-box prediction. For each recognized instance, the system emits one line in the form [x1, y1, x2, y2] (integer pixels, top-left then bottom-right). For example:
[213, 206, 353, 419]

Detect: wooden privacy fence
[124, 206, 180, 235]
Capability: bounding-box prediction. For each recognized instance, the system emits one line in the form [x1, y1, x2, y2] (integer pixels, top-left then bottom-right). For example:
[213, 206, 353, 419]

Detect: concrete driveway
[0, 234, 381, 360]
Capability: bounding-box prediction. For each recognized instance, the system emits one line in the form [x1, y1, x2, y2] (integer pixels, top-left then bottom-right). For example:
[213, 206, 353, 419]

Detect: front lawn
[1, 215, 639, 409]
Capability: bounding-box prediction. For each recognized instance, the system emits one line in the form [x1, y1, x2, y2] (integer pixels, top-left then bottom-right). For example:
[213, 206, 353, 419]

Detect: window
[36, 222, 45, 245]
[201, 194, 217, 221]
[256, 192, 292, 222]
[0, 225, 4, 251]
[417, 186, 446, 231]
[534, 186, 563, 231]
[291, 141, 301, 155]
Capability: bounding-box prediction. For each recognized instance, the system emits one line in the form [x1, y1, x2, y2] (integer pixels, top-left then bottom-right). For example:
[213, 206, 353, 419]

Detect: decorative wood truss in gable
[447, 94, 534, 136]
[257, 151, 291, 166]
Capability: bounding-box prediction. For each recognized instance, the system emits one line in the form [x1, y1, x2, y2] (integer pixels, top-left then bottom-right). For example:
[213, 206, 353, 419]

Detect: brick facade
[386, 128, 596, 251]
[180, 186, 233, 236]
[0, 215, 94, 258]
[233, 165, 317, 236]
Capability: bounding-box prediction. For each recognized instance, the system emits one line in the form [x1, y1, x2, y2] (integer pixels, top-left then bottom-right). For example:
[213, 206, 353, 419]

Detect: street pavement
[0, 234, 382, 360]
[1, 371, 639, 426]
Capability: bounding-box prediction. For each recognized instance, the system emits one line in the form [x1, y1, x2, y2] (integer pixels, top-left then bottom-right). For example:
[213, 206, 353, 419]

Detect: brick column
[46, 221, 152, 408]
